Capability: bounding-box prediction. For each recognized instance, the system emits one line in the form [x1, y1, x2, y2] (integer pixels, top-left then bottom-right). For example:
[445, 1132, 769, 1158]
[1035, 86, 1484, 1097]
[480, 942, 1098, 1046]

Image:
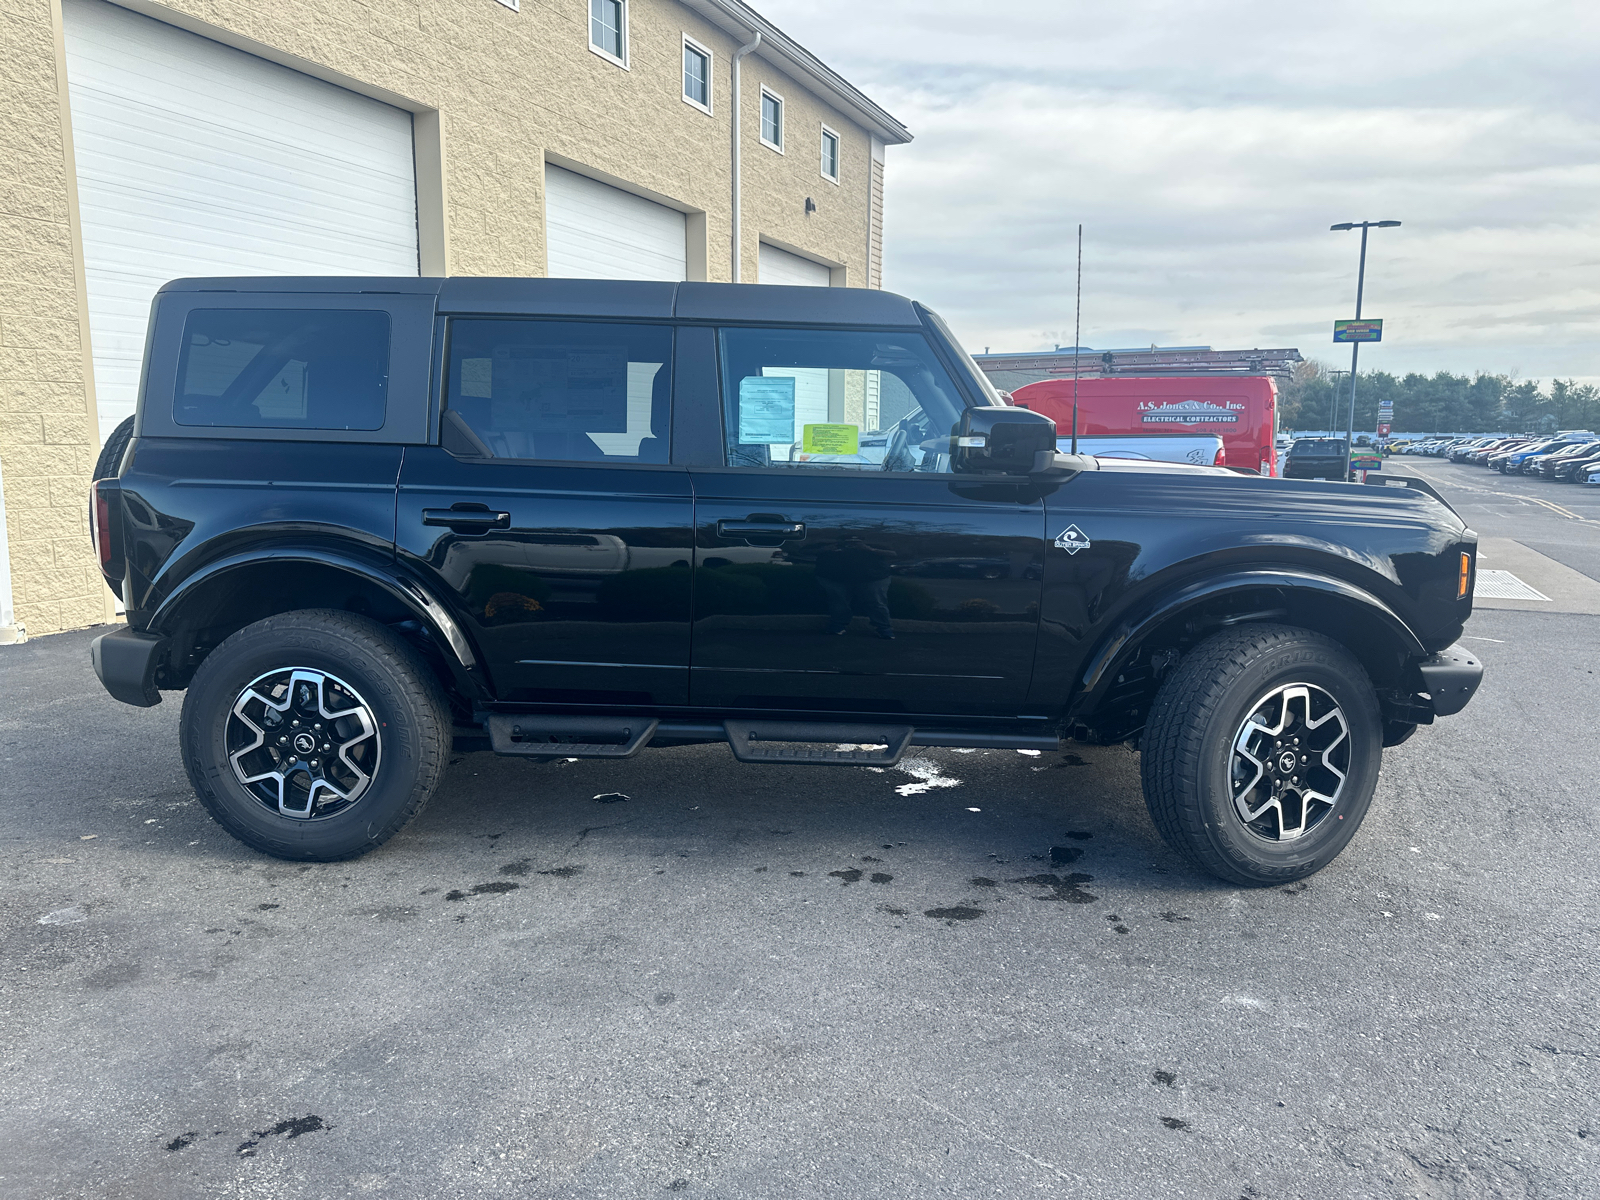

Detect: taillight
[1458, 552, 1471, 599]
[1213, 445, 1226, 466]
[91, 482, 113, 572]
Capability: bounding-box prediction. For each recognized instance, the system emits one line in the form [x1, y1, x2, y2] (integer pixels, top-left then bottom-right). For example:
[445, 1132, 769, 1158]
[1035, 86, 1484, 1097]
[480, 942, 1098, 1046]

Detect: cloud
[756, 0, 1600, 381]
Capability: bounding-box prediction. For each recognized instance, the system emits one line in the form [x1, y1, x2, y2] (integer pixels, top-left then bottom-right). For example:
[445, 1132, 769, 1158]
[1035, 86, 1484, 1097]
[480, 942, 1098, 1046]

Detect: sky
[756, 0, 1600, 383]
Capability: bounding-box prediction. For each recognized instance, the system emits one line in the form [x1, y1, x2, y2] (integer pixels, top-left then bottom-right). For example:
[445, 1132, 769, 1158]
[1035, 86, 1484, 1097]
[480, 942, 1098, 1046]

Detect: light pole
[1328, 370, 1348, 435]
[1331, 219, 1400, 477]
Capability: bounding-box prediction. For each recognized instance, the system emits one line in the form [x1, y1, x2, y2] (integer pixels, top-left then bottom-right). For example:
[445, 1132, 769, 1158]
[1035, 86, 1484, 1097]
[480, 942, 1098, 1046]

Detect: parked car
[87, 276, 1484, 887]
[1511, 438, 1595, 475]
[1552, 446, 1600, 481]
[1533, 441, 1600, 478]
[1281, 437, 1351, 480]
[1470, 439, 1530, 465]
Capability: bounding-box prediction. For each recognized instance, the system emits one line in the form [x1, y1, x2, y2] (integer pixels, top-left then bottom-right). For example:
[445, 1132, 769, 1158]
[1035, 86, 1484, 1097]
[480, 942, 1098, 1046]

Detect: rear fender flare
[147, 546, 483, 697]
[1070, 568, 1427, 719]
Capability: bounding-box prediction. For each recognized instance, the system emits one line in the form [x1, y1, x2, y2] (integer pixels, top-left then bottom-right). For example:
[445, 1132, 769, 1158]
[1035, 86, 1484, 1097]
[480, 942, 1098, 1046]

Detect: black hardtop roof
[157, 277, 924, 326]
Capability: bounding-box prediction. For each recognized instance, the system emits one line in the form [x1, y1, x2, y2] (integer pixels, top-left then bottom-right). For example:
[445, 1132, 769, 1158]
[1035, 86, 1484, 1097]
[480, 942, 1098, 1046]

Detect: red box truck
[1009, 375, 1281, 476]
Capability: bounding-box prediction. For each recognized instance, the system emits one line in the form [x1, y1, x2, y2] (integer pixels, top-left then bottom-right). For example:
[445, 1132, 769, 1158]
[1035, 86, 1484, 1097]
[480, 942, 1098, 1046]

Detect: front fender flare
[1070, 568, 1427, 717]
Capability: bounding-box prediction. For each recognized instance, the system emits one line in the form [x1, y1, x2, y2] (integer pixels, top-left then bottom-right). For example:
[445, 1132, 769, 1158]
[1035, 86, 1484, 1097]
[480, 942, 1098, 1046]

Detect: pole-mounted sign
[1334, 319, 1384, 343]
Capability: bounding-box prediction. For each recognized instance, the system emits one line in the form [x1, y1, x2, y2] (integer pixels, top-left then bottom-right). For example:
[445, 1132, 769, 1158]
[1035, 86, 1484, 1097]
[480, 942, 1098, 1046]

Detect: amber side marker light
[1459, 552, 1471, 598]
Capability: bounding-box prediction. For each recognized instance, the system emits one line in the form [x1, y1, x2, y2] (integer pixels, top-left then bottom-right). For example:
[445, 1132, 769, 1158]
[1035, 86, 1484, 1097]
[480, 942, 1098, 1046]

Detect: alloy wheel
[1229, 683, 1350, 841]
[226, 668, 381, 819]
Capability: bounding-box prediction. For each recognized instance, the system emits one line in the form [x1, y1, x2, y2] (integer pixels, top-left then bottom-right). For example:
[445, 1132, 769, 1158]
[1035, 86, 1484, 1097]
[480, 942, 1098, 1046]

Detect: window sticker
[460, 358, 493, 398]
[738, 375, 796, 443]
[801, 423, 859, 456]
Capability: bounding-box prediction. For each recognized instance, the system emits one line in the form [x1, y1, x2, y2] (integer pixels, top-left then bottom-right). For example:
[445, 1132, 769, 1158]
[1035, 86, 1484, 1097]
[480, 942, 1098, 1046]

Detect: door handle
[716, 516, 806, 540]
[423, 506, 510, 532]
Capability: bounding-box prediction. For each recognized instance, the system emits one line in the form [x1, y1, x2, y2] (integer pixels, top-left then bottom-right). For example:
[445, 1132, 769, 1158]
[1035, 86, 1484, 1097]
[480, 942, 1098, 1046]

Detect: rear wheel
[180, 609, 451, 860]
[1140, 623, 1382, 886]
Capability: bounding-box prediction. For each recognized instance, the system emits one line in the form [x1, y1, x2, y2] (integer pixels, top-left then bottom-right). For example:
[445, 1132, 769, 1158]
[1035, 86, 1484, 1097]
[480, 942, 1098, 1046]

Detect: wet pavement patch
[869, 873, 893, 884]
[924, 906, 984, 921]
[1153, 1070, 1177, 1087]
[1009, 873, 1098, 904]
[1159, 1116, 1190, 1131]
[880, 905, 908, 916]
[969, 877, 997, 888]
[445, 881, 522, 901]
[236, 1115, 328, 1155]
[1049, 845, 1084, 866]
[1158, 911, 1191, 923]
[829, 869, 863, 885]
[537, 865, 583, 878]
[165, 1132, 198, 1152]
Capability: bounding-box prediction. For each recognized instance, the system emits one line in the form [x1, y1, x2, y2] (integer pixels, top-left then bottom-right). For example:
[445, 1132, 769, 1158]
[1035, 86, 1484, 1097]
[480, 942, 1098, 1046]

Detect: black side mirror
[950, 406, 1058, 475]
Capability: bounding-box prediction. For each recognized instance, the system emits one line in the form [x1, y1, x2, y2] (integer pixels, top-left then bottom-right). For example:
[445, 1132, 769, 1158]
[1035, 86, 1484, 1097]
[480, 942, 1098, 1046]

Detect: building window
[820, 125, 840, 183]
[760, 88, 783, 152]
[590, 0, 626, 66]
[683, 37, 711, 113]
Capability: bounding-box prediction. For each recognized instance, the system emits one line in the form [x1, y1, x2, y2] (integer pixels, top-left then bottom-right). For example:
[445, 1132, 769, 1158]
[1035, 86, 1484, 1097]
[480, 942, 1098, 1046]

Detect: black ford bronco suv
[88, 277, 1483, 885]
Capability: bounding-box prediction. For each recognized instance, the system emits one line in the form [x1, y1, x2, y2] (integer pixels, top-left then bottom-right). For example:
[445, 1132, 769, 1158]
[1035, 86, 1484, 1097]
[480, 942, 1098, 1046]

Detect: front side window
[444, 319, 671, 463]
[718, 327, 967, 473]
[590, 0, 626, 64]
[683, 39, 710, 111]
[175, 308, 389, 430]
[820, 126, 840, 182]
[760, 89, 783, 151]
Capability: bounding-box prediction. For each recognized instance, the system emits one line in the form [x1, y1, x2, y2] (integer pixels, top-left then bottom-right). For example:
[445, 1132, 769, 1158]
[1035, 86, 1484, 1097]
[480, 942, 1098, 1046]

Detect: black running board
[479, 715, 1062, 762]
[723, 720, 915, 766]
[487, 714, 658, 758]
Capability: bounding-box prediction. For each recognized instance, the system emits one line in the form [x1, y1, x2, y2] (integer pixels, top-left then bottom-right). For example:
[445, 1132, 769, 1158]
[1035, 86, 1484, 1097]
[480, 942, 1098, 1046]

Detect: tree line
[1279, 361, 1600, 434]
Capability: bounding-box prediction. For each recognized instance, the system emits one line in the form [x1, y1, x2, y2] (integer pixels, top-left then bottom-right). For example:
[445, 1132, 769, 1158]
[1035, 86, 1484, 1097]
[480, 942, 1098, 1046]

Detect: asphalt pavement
[2, 463, 1598, 1199]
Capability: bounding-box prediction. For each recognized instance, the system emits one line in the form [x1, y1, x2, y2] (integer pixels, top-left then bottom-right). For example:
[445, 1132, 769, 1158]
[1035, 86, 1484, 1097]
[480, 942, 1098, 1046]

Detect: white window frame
[819, 124, 841, 184]
[589, 0, 629, 70]
[681, 35, 713, 115]
[759, 86, 784, 153]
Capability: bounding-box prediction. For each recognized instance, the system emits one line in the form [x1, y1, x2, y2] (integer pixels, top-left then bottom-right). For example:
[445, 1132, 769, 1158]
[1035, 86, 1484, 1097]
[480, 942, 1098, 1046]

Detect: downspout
[730, 29, 762, 281]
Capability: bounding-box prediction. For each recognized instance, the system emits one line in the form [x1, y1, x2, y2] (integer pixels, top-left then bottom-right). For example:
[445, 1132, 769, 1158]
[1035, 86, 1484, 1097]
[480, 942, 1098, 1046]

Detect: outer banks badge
[1053, 524, 1092, 555]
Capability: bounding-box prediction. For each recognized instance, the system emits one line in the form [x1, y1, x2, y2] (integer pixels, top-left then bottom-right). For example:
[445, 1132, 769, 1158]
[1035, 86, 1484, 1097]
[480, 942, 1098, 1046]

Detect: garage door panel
[757, 243, 832, 287]
[64, 0, 419, 441]
[545, 165, 688, 283]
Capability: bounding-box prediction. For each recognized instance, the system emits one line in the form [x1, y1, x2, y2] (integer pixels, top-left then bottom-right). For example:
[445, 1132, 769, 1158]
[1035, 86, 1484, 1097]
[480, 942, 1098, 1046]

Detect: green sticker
[802, 423, 859, 456]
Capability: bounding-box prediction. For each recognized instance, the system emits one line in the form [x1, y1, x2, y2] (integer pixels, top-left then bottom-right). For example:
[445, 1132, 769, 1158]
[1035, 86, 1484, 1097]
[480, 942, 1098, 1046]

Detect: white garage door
[758, 243, 832, 287]
[545, 166, 688, 282]
[63, 0, 420, 442]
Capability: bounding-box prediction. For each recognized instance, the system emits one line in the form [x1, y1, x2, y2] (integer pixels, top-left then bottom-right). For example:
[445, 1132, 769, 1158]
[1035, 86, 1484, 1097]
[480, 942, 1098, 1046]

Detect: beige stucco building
[0, 0, 909, 641]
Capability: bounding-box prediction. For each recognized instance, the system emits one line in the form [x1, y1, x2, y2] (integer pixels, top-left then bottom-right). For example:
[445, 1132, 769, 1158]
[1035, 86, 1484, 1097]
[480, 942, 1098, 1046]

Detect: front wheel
[1140, 624, 1382, 886]
[180, 609, 451, 861]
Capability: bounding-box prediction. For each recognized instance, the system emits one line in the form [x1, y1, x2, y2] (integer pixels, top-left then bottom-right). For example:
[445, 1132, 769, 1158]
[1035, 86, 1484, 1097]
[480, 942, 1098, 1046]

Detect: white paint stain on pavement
[894, 756, 962, 796]
[38, 906, 86, 925]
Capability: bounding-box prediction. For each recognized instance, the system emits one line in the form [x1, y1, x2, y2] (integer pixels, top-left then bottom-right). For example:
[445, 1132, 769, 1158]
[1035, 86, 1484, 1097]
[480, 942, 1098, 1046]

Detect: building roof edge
[680, 0, 912, 145]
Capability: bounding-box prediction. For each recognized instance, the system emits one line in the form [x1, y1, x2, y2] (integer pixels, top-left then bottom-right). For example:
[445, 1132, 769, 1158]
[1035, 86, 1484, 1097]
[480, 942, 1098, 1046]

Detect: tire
[180, 609, 451, 861]
[94, 415, 135, 481]
[1140, 623, 1382, 886]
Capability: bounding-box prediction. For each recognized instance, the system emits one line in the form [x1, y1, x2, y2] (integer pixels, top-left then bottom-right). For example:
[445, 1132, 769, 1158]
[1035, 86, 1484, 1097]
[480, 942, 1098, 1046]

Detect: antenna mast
[1071, 223, 1082, 454]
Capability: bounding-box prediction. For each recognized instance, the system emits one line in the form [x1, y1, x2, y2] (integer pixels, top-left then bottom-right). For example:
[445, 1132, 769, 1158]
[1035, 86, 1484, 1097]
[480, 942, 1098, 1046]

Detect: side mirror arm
[1030, 450, 1098, 477]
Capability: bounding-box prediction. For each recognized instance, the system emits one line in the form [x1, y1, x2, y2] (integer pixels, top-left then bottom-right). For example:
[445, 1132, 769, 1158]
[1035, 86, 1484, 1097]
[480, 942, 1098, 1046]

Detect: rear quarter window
[174, 309, 390, 431]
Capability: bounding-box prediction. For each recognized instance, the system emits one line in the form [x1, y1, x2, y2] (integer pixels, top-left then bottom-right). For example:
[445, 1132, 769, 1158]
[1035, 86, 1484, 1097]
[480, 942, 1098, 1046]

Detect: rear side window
[444, 319, 672, 463]
[174, 309, 390, 430]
